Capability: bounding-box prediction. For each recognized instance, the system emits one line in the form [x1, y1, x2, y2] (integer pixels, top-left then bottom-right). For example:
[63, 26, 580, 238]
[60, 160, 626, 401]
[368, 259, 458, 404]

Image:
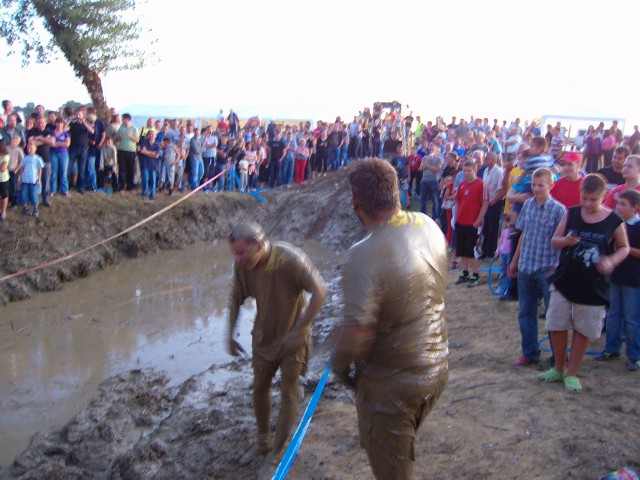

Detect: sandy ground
[1, 170, 639, 479]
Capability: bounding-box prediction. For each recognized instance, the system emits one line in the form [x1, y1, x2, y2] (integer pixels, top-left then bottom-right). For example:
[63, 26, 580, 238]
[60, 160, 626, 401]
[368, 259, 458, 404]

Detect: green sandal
[537, 367, 566, 383]
[563, 375, 582, 393]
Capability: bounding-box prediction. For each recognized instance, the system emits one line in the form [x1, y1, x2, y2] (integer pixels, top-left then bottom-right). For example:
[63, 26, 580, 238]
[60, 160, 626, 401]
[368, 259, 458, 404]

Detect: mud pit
[1, 172, 639, 479]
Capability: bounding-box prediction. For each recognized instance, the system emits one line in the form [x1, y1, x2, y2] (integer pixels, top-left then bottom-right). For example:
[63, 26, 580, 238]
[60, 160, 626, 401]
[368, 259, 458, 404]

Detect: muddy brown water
[0, 241, 260, 466]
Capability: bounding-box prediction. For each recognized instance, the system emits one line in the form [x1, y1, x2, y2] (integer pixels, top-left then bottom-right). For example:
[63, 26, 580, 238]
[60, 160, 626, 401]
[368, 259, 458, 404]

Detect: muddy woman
[226, 222, 327, 479]
[333, 158, 449, 479]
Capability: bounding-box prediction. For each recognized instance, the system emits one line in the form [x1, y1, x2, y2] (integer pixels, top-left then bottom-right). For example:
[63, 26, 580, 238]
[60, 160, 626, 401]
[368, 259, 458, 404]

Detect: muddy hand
[279, 330, 305, 356]
[228, 338, 249, 358]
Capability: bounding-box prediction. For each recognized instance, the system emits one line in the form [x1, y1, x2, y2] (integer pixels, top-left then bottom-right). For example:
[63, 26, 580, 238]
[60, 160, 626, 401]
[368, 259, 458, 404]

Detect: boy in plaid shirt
[508, 168, 566, 366]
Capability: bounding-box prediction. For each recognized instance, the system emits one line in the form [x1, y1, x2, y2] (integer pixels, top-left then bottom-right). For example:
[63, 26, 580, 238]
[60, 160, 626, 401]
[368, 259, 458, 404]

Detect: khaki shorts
[545, 286, 605, 339]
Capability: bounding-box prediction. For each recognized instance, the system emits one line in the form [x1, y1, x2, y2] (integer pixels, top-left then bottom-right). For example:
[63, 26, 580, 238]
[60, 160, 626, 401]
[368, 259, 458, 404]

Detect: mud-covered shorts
[356, 367, 448, 479]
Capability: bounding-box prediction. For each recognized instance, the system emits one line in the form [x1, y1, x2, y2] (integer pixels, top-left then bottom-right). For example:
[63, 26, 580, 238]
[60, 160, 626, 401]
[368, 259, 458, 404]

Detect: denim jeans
[20, 182, 39, 206]
[498, 252, 510, 295]
[190, 158, 204, 189]
[87, 153, 97, 190]
[604, 282, 640, 362]
[40, 162, 51, 203]
[340, 144, 349, 167]
[420, 179, 440, 219]
[269, 159, 280, 187]
[9, 171, 20, 206]
[328, 146, 339, 171]
[517, 268, 552, 361]
[281, 156, 294, 186]
[68, 147, 88, 193]
[212, 163, 226, 191]
[141, 167, 157, 199]
[50, 150, 69, 194]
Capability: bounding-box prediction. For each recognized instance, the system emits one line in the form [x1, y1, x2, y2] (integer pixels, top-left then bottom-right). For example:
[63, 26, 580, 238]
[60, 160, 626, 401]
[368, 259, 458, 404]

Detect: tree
[0, 0, 153, 120]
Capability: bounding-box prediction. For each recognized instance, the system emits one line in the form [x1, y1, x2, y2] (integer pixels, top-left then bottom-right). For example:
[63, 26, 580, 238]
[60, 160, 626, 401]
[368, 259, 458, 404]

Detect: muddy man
[333, 159, 449, 479]
[227, 222, 327, 479]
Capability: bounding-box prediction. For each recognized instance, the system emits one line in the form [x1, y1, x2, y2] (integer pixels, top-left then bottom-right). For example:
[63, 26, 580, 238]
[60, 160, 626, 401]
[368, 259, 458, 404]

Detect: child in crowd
[160, 136, 180, 195]
[441, 174, 455, 245]
[510, 137, 556, 202]
[507, 168, 566, 366]
[99, 136, 119, 193]
[596, 189, 640, 371]
[495, 214, 513, 295]
[19, 141, 44, 217]
[0, 140, 9, 221]
[454, 160, 488, 287]
[390, 144, 410, 206]
[7, 134, 24, 209]
[550, 151, 583, 208]
[238, 156, 249, 191]
[539, 174, 629, 392]
[244, 143, 258, 189]
[407, 145, 422, 197]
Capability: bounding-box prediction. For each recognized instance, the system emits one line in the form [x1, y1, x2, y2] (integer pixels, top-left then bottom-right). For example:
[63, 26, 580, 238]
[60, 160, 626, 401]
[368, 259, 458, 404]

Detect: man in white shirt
[480, 152, 505, 259]
[505, 127, 522, 163]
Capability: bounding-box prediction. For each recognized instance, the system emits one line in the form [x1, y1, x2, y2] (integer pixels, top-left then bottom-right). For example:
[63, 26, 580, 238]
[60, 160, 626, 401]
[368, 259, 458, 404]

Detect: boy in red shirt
[604, 154, 640, 208]
[550, 151, 583, 208]
[454, 160, 489, 287]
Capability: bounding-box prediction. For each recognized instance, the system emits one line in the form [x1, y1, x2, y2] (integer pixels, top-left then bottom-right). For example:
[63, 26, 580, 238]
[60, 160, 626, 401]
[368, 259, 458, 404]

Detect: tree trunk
[80, 69, 110, 121]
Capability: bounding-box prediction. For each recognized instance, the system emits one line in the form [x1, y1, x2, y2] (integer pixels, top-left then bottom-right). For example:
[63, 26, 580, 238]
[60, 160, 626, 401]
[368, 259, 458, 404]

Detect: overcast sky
[1, 0, 638, 130]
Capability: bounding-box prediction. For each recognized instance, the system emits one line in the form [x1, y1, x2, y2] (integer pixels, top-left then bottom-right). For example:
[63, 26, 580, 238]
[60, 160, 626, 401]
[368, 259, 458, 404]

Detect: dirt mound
[0, 172, 364, 305]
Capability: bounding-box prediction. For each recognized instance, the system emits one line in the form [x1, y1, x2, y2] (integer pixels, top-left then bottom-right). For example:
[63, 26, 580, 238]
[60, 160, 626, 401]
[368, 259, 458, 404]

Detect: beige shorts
[545, 286, 605, 339]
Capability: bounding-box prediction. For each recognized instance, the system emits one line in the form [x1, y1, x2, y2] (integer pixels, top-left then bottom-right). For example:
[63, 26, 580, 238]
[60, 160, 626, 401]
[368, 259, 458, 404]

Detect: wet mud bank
[0, 173, 363, 305]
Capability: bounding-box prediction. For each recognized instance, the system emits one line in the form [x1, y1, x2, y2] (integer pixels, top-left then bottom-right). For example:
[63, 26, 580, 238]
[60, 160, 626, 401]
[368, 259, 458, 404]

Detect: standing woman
[361, 120, 371, 158]
[583, 127, 602, 173]
[294, 137, 310, 184]
[0, 140, 9, 221]
[244, 142, 258, 190]
[315, 130, 329, 176]
[50, 117, 71, 196]
[257, 136, 269, 188]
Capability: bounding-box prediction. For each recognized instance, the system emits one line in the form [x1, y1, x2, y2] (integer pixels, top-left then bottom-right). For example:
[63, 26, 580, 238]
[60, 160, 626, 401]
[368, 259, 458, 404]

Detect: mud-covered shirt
[342, 211, 449, 380]
[230, 242, 323, 363]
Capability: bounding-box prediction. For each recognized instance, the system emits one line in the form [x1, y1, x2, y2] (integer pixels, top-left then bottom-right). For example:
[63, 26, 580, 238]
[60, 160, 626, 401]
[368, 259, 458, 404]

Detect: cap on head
[561, 151, 582, 163]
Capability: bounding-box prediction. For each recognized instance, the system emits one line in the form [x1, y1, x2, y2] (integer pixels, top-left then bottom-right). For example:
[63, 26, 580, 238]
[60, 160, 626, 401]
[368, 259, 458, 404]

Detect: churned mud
[1, 171, 639, 479]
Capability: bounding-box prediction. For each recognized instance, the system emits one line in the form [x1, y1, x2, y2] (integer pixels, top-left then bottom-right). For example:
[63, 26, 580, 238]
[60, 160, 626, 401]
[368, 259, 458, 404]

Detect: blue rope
[538, 336, 600, 356]
[229, 168, 265, 202]
[272, 358, 333, 480]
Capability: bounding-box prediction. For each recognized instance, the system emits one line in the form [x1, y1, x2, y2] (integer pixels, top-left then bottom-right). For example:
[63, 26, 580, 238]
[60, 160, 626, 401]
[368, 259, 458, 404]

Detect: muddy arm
[280, 277, 327, 356]
[332, 324, 376, 388]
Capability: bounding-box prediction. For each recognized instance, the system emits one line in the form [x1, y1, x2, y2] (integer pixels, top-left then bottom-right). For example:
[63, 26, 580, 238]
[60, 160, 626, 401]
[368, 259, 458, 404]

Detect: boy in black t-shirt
[540, 175, 629, 393]
[597, 189, 640, 371]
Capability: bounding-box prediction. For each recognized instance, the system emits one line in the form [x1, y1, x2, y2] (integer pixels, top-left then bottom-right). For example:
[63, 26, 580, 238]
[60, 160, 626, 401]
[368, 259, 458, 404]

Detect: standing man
[115, 113, 139, 192]
[228, 109, 240, 138]
[418, 143, 444, 219]
[25, 116, 54, 206]
[480, 152, 505, 259]
[67, 107, 95, 194]
[333, 159, 448, 480]
[598, 146, 629, 193]
[227, 223, 326, 478]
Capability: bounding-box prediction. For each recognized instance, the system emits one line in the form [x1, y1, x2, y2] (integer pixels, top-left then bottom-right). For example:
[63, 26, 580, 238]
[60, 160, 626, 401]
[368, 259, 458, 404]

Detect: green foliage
[0, 0, 151, 75]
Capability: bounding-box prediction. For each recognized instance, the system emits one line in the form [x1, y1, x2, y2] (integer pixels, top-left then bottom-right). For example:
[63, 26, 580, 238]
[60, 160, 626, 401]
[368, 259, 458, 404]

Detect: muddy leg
[253, 361, 275, 437]
[272, 358, 301, 457]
